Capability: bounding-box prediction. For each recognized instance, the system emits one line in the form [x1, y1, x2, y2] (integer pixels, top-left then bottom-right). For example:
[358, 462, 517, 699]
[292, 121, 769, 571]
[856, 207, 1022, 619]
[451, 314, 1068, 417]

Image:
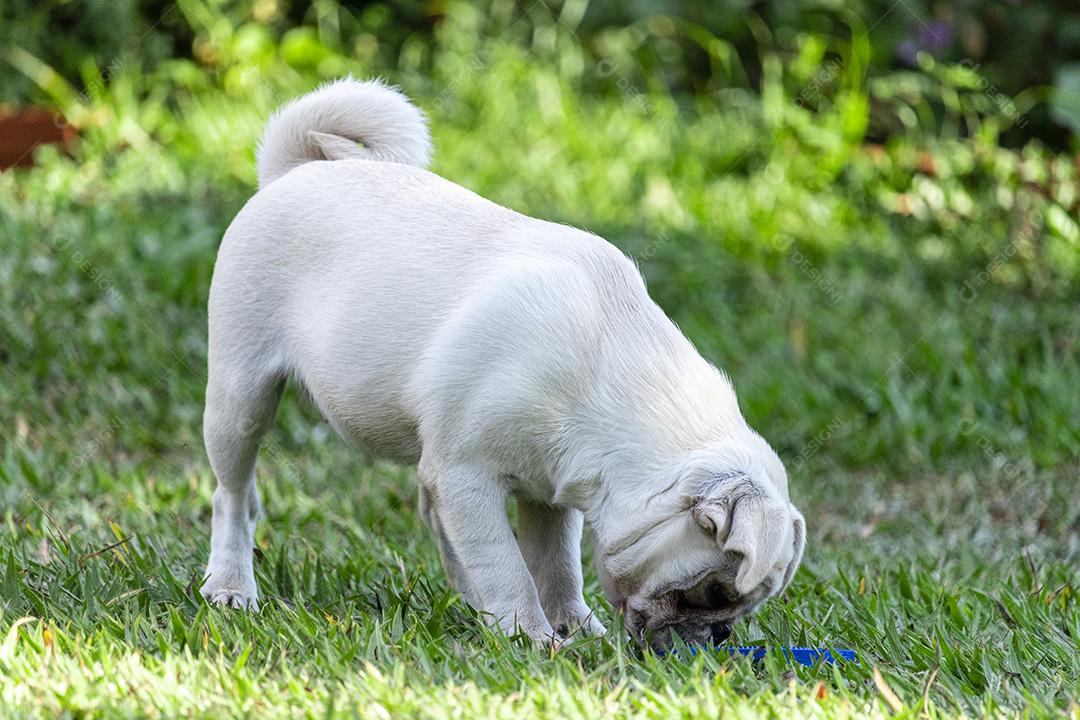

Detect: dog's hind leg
[201, 365, 284, 610]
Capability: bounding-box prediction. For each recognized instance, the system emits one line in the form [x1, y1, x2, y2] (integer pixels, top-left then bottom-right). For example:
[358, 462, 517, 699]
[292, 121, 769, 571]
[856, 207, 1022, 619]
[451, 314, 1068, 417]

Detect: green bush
[4, 0, 1079, 148]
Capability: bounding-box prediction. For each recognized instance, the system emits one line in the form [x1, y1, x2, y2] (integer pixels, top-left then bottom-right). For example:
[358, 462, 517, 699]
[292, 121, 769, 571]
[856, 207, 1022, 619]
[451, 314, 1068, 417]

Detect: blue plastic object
[727, 646, 857, 666]
[672, 646, 858, 666]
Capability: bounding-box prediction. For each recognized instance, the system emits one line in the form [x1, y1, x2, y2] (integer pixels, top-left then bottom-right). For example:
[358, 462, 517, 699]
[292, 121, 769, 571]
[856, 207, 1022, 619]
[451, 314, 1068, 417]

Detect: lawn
[1, 2, 1078, 718]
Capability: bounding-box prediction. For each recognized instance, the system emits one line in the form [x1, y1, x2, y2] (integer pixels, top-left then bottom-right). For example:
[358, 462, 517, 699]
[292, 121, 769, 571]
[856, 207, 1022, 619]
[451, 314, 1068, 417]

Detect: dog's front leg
[428, 464, 555, 643]
[516, 499, 606, 638]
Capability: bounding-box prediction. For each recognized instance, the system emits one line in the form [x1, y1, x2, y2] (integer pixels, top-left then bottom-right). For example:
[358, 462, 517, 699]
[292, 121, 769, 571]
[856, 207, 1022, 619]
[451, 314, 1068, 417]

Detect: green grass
[2, 4, 1079, 717]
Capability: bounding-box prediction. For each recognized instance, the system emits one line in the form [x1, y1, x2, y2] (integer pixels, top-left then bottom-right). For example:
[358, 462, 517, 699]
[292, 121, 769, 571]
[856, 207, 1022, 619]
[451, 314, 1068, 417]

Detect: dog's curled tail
[256, 77, 431, 189]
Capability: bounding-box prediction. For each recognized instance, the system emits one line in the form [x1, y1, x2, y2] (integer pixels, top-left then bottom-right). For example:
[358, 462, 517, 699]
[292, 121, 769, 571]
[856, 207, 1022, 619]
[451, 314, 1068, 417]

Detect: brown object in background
[0, 107, 76, 169]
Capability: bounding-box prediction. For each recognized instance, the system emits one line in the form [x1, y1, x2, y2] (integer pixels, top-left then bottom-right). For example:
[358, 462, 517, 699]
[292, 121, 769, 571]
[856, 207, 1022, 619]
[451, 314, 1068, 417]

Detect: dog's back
[208, 79, 627, 462]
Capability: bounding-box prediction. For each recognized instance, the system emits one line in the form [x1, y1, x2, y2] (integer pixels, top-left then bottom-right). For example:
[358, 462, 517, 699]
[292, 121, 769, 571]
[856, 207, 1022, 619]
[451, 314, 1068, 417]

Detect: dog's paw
[203, 588, 260, 611]
[552, 606, 607, 639]
[201, 568, 259, 611]
[540, 633, 569, 652]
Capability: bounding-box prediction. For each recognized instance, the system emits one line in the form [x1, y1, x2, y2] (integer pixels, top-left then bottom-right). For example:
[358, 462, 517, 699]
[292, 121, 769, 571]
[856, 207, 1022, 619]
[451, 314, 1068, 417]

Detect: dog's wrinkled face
[617, 542, 790, 650]
[597, 454, 806, 651]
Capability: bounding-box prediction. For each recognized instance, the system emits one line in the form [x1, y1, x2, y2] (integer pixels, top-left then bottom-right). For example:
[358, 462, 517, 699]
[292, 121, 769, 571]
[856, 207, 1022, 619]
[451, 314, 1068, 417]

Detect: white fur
[256, 77, 431, 188]
[201, 79, 805, 646]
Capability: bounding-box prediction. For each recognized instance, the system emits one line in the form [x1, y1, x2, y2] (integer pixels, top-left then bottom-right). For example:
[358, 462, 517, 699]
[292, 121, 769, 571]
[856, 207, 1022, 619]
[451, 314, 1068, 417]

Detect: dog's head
[595, 444, 805, 651]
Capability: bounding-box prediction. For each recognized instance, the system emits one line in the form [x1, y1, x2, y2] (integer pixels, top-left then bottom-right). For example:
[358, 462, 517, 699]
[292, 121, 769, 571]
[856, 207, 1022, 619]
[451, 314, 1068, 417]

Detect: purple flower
[897, 19, 955, 65]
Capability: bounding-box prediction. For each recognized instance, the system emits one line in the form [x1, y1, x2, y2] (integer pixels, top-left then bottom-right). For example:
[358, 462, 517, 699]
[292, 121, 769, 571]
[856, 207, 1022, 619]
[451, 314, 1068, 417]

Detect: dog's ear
[778, 504, 806, 594]
[688, 470, 794, 594]
[723, 493, 790, 595]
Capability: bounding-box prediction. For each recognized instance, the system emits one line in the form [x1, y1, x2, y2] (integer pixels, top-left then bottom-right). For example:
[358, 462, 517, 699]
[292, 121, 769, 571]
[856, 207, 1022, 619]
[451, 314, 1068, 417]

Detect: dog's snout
[710, 622, 732, 645]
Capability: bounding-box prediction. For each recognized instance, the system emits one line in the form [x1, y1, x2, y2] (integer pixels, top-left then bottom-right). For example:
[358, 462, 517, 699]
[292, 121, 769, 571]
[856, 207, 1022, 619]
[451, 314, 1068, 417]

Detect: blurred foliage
[2, 0, 1076, 271]
[2, 0, 1080, 148]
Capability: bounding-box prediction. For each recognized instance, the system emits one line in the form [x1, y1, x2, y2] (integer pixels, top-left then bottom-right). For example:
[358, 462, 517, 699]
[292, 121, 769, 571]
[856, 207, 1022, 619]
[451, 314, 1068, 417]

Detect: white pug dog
[201, 78, 805, 649]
